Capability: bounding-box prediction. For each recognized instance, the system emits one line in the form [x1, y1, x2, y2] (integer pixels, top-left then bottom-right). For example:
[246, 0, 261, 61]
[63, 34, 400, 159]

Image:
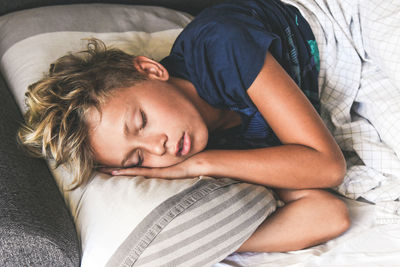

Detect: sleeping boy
[18, 0, 350, 252]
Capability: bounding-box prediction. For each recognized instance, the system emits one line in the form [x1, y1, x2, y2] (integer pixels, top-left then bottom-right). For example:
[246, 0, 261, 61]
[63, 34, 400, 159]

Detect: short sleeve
[161, 18, 278, 110]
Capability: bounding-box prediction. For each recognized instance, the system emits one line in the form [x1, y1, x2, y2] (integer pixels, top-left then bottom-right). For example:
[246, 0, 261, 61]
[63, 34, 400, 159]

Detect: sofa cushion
[0, 75, 80, 266]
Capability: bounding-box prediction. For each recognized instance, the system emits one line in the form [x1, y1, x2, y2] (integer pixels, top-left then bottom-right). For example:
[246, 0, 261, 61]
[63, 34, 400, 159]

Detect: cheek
[158, 98, 197, 123]
[193, 122, 209, 150]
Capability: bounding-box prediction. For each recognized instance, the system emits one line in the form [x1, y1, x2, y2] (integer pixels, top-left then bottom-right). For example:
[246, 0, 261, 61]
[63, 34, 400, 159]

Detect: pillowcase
[0, 4, 277, 266]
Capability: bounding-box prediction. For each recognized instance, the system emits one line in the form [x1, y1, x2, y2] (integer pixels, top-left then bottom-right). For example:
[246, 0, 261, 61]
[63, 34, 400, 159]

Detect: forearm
[199, 144, 346, 189]
[237, 188, 350, 252]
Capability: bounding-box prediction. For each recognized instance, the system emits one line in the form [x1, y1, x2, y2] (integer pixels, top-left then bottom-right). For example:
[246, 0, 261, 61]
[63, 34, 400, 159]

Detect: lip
[175, 132, 191, 156]
[175, 134, 183, 156]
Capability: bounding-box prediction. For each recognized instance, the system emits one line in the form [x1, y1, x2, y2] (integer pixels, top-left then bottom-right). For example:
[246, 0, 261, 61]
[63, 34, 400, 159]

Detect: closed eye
[140, 109, 147, 129]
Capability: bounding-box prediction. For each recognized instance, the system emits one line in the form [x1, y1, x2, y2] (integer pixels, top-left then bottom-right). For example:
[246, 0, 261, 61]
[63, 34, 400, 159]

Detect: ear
[132, 56, 169, 81]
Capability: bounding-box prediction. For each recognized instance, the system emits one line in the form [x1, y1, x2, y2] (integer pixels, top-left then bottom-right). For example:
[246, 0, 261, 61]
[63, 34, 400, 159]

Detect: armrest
[0, 75, 80, 266]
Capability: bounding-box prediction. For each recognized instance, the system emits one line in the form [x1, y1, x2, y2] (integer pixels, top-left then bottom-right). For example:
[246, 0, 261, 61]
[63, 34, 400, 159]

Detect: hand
[98, 152, 209, 179]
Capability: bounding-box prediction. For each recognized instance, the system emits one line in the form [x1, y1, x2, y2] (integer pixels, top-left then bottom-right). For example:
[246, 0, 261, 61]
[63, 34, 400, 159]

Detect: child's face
[86, 80, 209, 169]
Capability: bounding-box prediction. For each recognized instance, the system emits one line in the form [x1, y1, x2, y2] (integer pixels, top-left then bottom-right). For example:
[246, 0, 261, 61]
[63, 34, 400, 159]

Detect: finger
[98, 167, 120, 175]
[111, 167, 152, 177]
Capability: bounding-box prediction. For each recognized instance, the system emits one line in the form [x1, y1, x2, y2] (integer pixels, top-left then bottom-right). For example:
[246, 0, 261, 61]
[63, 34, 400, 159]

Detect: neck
[168, 77, 231, 132]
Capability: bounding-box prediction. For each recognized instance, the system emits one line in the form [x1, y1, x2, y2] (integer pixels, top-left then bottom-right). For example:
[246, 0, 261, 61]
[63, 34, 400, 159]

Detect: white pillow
[0, 4, 277, 266]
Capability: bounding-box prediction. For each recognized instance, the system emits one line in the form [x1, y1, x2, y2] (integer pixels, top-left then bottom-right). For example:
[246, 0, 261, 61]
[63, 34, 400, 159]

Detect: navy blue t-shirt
[161, 0, 320, 149]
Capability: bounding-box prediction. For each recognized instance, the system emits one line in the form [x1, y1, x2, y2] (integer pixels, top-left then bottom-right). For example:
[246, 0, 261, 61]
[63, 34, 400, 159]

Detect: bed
[0, 0, 399, 266]
[218, 196, 400, 266]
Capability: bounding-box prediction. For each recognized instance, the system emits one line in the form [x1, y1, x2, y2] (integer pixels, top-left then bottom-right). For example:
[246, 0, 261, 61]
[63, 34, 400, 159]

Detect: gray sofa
[0, 0, 224, 266]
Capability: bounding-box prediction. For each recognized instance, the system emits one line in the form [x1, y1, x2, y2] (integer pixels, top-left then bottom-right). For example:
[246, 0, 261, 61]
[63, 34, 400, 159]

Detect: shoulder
[179, 1, 268, 45]
[181, 16, 252, 45]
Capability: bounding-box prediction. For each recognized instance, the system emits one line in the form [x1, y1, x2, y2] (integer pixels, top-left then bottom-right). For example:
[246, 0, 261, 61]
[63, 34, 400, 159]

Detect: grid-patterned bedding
[282, 0, 400, 223]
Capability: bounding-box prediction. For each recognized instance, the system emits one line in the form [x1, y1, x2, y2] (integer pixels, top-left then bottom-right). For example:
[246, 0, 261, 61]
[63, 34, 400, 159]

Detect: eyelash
[137, 110, 146, 167]
[140, 109, 147, 130]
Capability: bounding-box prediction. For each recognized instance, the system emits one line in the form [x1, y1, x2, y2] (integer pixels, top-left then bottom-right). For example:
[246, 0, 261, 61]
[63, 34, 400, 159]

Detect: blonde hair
[17, 39, 147, 189]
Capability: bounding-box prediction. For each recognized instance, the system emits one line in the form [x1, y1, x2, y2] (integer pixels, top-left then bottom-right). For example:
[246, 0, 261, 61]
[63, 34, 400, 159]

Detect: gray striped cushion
[107, 179, 276, 267]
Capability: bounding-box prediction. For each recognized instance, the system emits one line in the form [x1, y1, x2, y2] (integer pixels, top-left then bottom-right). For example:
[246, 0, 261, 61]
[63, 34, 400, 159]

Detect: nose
[138, 133, 168, 156]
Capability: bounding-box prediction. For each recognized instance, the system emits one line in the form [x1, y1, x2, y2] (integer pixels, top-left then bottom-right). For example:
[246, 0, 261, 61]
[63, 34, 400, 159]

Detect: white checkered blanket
[283, 0, 400, 223]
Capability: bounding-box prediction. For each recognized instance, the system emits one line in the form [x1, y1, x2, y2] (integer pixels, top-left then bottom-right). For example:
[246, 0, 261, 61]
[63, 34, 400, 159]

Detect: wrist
[190, 150, 214, 177]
